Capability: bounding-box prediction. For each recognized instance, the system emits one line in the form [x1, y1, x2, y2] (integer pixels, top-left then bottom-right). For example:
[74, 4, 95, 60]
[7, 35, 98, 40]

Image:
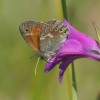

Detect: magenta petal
[63, 19, 100, 59]
[85, 51, 100, 61]
[44, 56, 62, 72]
[58, 39, 84, 56]
[63, 19, 100, 52]
[59, 57, 77, 83]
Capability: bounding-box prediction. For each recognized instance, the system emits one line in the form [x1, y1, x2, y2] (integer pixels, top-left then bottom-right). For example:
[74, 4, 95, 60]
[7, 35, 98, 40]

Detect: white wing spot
[47, 33, 53, 38]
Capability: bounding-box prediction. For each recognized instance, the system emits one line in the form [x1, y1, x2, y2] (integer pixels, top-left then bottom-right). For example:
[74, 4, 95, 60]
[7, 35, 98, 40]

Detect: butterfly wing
[19, 21, 46, 51]
[19, 20, 70, 58]
[39, 20, 70, 58]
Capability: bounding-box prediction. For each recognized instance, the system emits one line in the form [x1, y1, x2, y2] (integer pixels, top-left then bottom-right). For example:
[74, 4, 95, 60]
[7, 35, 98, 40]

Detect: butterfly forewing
[19, 21, 46, 51]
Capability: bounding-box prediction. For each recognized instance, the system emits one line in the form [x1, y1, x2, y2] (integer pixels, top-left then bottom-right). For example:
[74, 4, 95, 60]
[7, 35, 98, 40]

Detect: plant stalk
[61, 0, 77, 93]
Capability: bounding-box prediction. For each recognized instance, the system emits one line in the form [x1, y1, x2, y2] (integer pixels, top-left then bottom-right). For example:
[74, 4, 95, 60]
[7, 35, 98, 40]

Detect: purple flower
[44, 19, 100, 83]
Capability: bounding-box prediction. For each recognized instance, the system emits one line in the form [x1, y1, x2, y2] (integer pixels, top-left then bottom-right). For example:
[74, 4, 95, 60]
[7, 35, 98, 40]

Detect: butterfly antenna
[47, 57, 51, 62]
[35, 56, 41, 75]
[47, 53, 55, 62]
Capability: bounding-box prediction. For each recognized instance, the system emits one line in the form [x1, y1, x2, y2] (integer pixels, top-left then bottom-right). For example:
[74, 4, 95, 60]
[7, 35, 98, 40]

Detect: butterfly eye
[64, 30, 67, 34]
[64, 30, 69, 34]
[55, 28, 58, 31]
[41, 34, 45, 37]
[25, 28, 29, 32]
[59, 29, 63, 32]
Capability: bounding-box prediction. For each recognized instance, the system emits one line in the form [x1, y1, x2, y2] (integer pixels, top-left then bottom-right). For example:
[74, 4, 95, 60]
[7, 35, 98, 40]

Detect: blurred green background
[0, 0, 100, 100]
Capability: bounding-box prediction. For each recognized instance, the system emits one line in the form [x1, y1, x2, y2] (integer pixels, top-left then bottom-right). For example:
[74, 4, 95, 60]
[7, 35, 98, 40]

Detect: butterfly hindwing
[39, 20, 70, 58]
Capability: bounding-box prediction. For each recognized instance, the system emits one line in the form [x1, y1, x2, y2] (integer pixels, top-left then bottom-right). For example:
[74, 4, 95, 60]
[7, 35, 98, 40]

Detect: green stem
[72, 62, 77, 92]
[61, 0, 77, 92]
[61, 0, 69, 20]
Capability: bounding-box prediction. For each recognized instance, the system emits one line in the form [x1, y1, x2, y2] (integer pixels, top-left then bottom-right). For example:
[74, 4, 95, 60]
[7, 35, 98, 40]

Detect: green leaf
[72, 85, 78, 100]
[92, 21, 100, 43]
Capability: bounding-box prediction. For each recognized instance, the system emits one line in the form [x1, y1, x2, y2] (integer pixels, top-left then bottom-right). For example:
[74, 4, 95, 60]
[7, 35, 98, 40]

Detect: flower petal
[63, 19, 100, 52]
[44, 56, 62, 72]
[58, 39, 84, 56]
[59, 56, 78, 83]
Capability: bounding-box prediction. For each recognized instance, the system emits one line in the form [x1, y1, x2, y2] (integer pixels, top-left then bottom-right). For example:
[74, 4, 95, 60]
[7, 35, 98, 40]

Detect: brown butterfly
[19, 20, 69, 58]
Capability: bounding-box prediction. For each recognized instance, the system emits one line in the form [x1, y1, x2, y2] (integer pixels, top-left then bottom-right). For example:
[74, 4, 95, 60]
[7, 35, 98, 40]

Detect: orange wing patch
[24, 27, 41, 51]
[31, 27, 41, 51]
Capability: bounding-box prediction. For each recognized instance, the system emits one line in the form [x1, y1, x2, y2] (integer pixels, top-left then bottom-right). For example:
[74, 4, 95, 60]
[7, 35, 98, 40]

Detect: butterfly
[19, 20, 70, 59]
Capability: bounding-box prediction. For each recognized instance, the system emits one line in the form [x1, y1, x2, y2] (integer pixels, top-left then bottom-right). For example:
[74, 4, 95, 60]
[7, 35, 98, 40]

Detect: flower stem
[72, 62, 77, 92]
[61, 0, 69, 20]
[61, 0, 77, 93]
